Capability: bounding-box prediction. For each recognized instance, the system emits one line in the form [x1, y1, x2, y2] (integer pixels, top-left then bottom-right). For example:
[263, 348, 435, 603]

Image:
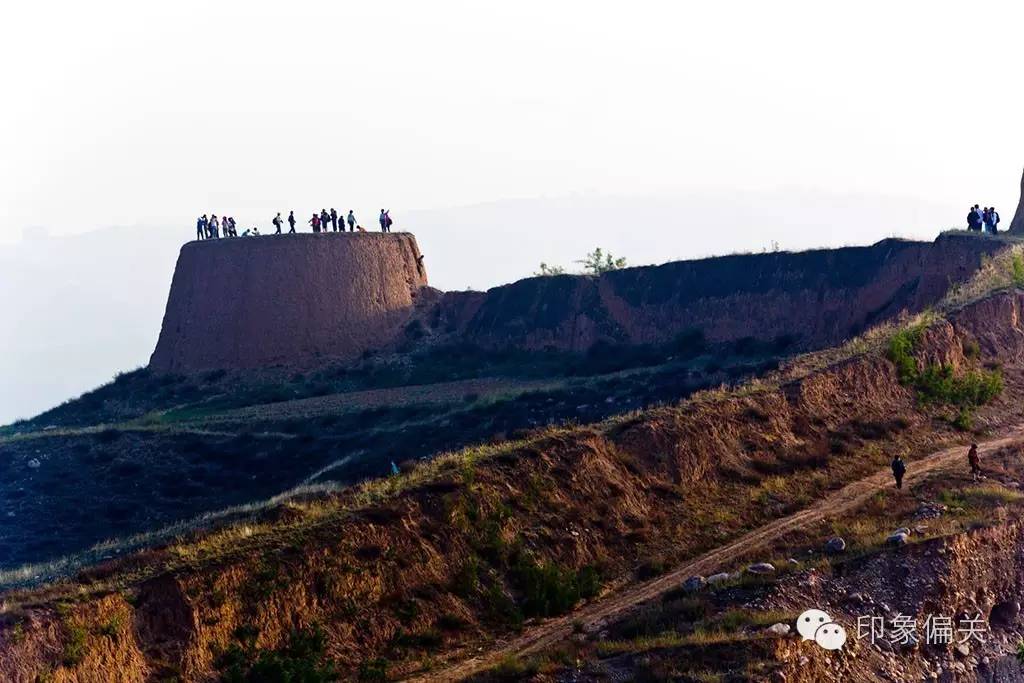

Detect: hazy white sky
[4, 1, 1024, 424]
[2, 0, 1022, 240]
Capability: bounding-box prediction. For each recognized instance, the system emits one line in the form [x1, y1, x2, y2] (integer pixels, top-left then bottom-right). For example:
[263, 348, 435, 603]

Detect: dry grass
[6, 238, 1024, 596]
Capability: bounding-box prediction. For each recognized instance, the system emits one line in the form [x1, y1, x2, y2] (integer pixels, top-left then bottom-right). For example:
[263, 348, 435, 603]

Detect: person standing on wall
[288, 210, 296, 233]
[986, 207, 1001, 234]
[347, 210, 356, 232]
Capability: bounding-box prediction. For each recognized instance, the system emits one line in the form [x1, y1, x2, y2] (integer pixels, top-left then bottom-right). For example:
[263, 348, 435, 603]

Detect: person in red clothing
[309, 212, 321, 233]
[968, 443, 982, 480]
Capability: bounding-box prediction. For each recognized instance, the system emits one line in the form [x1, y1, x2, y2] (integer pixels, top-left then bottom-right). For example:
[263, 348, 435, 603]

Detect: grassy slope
[3, 235, 1024, 681]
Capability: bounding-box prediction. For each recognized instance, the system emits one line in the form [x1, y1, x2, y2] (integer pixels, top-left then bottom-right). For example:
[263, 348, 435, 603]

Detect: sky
[2, 1, 1024, 423]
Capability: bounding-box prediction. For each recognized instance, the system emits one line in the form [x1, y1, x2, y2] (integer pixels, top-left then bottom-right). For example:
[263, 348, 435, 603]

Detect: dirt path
[193, 376, 563, 424]
[410, 425, 1024, 682]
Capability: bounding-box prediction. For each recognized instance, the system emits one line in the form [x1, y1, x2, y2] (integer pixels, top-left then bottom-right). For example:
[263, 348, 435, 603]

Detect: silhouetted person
[310, 212, 321, 232]
[196, 215, 206, 240]
[967, 205, 983, 232]
[227, 216, 237, 237]
[210, 214, 220, 239]
[986, 207, 1001, 234]
[891, 454, 906, 490]
[320, 209, 330, 233]
[968, 443, 982, 480]
[347, 210, 356, 232]
[273, 212, 283, 234]
[288, 210, 296, 233]
[385, 210, 393, 232]
[379, 209, 387, 232]
[330, 208, 338, 231]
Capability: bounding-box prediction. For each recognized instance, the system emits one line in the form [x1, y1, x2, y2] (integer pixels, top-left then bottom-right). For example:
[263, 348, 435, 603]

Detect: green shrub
[510, 554, 600, 618]
[63, 624, 89, 666]
[952, 408, 973, 431]
[1012, 254, 1024, 286]
[887, 322, 1002, 429]
[218, 625, 338, 683]
[887, 325, 924, 384]
[357, 658, 389, 682]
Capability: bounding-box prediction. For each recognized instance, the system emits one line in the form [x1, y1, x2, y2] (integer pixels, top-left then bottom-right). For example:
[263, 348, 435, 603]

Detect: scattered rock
[787, 558, 800, 567]
[767, 623, 791, 636]
[914, 502, 949, 520]
[894, 527, 911, 536]
[825, 537, 847, 554]
[27, 459, 40, 469]
[682, 576, 707, 593]
[887, 532, 909, 546]
[845, 592, 866, 606]
[954, 643, 970, 658]
[707, 572, 731, 585]
[747, 562, 776, 575]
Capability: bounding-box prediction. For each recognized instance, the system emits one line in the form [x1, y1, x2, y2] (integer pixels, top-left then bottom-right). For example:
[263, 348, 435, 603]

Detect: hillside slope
[5, 249, 1024, 681]
[440, 234, 1003, 353]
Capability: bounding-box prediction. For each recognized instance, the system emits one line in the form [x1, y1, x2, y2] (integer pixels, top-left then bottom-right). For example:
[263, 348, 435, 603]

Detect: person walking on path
[310, 212, 321, 232]
[330, 208, 338, 231]
[273, 212, 283, 234]
[347, 210, 356, 232]
[968, 443, 982, 480]
[891, 453, 906, 490]
[288, 210, 296, 233]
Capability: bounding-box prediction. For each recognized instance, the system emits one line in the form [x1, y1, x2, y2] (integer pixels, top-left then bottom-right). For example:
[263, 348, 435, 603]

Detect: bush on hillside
[887, 321, 1002, 430]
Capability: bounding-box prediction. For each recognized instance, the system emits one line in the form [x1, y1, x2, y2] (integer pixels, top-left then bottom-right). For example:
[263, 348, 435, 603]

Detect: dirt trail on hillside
[414, 425, 1024, 682]
[199, 377, 561, 424]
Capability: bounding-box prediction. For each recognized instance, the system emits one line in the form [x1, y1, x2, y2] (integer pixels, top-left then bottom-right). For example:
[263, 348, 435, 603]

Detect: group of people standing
[196, 208, 396, 241]
[967, 204, 1001, 234]
[196, 214, 243, 240]
[302, 208, 365, 233]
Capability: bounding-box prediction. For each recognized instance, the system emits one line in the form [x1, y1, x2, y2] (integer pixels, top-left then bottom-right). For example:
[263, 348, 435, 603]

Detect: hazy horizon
[3, 1, 1024, 423]
[1, 186, 970, 426]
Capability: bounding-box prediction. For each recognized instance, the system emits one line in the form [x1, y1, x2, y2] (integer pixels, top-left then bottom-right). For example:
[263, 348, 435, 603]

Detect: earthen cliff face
[149, 232, 1001, 374]
[149, 233, 428, 372]
[442, 234, 1004, 353]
